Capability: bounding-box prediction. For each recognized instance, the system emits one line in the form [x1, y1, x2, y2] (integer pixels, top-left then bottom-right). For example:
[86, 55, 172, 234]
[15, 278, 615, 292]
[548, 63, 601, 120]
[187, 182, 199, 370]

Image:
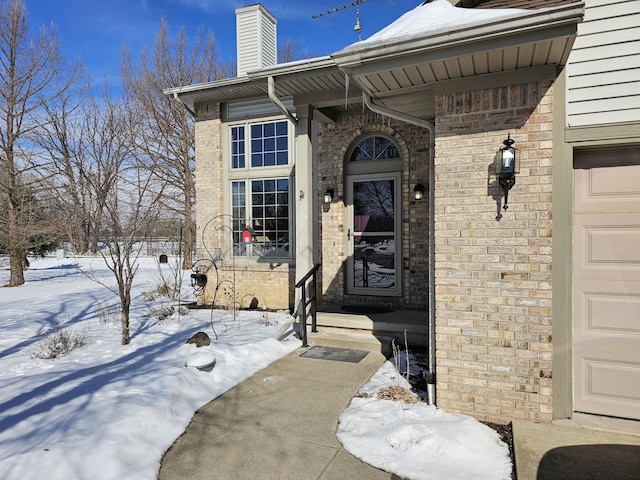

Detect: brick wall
[318, 112, 431, 309]
[434, 81, 555, 423]
[194, 102, 223, 269]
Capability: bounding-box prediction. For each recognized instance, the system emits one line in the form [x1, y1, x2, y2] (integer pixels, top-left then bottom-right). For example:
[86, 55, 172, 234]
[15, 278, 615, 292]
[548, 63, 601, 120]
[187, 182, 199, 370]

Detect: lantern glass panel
[496, 148, 518, 175]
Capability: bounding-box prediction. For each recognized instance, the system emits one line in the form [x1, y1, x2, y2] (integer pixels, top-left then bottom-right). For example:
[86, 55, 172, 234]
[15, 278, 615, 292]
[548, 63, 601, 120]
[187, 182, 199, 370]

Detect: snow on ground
[0, 255, 300, 480]
[0, 255, 512, 480]
[338, 353, 513, 480]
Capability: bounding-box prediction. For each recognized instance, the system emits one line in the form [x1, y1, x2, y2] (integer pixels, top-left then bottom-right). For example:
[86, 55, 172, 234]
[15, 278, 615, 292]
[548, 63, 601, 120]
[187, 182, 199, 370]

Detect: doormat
[300, 346, 369, 363]
[341, 305, 395, 314]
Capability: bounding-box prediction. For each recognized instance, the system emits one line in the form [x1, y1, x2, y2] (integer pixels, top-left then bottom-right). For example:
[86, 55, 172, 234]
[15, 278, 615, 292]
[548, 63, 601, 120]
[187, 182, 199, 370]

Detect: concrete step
[311, 308, 429, 348]
[300, 327, 394, 358]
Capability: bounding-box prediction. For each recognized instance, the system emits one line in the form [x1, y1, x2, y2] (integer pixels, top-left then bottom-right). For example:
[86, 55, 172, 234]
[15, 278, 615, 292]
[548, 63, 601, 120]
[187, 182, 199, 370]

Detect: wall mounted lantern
[495, 134, 519, 210]
[323, 188, 334, 204]
[414, 183, 425, 201]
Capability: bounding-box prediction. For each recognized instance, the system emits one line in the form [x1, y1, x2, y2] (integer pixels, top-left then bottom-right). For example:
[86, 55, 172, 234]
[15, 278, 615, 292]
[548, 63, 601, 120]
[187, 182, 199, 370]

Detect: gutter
[268, 76, 298, 125]
[363, 93, 437, 406]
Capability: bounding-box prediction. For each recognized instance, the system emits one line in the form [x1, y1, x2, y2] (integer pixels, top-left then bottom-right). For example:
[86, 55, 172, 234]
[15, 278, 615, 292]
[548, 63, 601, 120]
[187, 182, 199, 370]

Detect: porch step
[313, 308, 429, 348]
[301, 327, 394, 358]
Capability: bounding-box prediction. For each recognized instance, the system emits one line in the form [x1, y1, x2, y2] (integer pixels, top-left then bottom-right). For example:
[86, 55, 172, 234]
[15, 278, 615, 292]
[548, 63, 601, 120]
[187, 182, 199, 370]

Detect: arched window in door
[349, 135, 400, 163]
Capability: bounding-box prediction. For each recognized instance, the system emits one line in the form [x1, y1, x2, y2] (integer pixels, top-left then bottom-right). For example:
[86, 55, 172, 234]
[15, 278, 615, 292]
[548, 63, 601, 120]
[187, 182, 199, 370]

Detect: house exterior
[166, 0, 640, 425]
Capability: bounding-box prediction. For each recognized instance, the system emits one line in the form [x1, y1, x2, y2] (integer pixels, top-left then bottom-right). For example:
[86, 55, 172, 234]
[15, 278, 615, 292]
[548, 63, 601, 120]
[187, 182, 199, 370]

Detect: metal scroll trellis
[190, 214, 237, 340]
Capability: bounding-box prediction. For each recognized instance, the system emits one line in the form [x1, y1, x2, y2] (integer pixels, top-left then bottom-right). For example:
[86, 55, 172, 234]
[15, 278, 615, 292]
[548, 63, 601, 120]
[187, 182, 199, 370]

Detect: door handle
[347, 229, 352, 240]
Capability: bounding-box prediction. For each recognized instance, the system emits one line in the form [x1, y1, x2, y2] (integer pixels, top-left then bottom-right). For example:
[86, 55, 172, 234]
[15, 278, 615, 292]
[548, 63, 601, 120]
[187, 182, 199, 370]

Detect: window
[350, 135, 400, 162]
[229, 120, 291, 259]
[231, 126, 245, 169]
[250, 121, 288, 167]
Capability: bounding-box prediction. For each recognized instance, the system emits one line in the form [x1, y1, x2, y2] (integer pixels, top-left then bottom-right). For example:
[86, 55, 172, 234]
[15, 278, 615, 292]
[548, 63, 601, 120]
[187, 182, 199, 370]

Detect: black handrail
[295, 263, 321, 347]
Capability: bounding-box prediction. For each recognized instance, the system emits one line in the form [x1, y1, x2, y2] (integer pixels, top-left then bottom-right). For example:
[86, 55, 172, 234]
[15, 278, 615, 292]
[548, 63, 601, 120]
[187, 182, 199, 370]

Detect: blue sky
[24, 0, 421, 88]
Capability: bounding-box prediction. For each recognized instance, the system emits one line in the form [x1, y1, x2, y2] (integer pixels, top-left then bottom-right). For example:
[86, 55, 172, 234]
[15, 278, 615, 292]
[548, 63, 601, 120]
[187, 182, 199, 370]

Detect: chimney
[235, 4, 277, 77]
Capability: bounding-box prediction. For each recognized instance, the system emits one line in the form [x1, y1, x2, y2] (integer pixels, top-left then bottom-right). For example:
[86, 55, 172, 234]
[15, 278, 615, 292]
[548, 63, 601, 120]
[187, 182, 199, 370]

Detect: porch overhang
[164, 1, 584, 121]
[331, 1, 584, 119]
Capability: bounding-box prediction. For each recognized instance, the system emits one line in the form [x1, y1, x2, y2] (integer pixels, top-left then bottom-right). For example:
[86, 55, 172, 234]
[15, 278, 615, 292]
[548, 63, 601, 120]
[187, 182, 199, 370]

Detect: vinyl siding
[567, 0, 640, 126]
[236, 5, 277, 77]
[260, 13, 277, 68]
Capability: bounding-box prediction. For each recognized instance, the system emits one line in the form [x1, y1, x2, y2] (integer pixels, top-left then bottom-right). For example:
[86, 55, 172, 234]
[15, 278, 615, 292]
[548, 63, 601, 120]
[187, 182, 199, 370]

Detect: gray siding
[567, 0, 640, 126]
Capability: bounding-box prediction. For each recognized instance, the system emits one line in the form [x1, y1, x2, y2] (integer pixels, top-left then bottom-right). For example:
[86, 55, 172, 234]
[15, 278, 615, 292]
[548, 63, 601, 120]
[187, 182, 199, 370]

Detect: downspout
[268, 76, 298, 125]
[363, 92, 437, 406]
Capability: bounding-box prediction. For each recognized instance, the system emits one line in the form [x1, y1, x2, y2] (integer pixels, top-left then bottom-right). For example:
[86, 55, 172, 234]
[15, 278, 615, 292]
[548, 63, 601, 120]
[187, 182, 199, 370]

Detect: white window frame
[224, 116, 295, 262]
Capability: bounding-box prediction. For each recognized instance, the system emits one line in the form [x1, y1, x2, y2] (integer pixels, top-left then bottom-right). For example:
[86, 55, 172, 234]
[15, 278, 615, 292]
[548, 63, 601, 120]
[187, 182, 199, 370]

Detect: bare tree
[100, 163, 165, 345]
[121, 18, 229, 271]
[37, 83, 93, 254]
[278, 39, 323, 63]
[76, 90, 166, 345]
[0, 0, 79, 285]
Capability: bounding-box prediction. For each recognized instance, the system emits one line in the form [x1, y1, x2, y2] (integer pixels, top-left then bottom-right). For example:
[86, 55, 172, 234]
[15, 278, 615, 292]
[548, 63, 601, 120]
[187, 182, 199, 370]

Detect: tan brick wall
[434, 82, 554, 423]
[318, 112, 431, 309]
[194, 102, 223, 262]
[209, 263, 294, 311]
[193, 103, 293, 311]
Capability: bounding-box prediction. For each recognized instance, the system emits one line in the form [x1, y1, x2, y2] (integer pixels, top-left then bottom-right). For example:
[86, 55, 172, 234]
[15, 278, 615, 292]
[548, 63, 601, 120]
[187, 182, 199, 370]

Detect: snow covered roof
[352, 0, 531, 49]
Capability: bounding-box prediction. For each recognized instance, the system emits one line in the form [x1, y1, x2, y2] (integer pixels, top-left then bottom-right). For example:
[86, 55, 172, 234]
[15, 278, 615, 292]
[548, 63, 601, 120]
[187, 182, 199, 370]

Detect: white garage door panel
[574, 214, 640, 281]
[573, 283, 640, 338]
[588, 228, 640, 263]
[589, 167, 640, 197]
[575, 165, 640, 214]
[574, 163, 640, 420]
[574, 347, 640, 419]
[588, 296, 640, 331]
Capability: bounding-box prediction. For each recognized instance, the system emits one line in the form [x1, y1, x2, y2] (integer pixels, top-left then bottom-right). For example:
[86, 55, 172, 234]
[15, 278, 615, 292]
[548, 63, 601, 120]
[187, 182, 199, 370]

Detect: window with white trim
[229, 119, 292, 259]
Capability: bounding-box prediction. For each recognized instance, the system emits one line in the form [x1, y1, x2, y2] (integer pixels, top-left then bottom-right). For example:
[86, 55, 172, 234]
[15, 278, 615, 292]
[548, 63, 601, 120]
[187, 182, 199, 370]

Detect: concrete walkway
[158, 346, 396, 480]
[159, 340, 640, 480]
[513, 413, 640, 480]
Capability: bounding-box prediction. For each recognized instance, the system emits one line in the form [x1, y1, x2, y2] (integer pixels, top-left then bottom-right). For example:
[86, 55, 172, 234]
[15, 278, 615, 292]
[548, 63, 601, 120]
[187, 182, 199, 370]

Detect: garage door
[573, 160, 640, 420]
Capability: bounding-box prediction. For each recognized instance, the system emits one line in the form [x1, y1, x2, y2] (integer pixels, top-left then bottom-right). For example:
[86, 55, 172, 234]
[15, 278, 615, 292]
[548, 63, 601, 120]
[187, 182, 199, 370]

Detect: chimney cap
[235, 4, 277, 24]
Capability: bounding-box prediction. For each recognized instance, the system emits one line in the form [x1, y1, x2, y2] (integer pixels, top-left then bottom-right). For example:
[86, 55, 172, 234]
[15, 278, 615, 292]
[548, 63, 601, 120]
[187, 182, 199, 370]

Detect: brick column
[434, 82, 555, 423]
[193, 103, 223, 306]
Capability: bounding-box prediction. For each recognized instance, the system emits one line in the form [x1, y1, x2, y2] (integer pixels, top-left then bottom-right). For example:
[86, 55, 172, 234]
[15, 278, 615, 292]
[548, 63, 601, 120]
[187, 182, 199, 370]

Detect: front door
[346, 172, 401, 296]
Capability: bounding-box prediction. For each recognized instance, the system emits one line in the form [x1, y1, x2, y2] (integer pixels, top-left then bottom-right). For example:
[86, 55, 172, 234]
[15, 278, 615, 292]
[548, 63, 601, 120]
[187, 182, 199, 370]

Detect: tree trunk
[7, 181, 25, 286]
[181, 205, 194, 270]
[120, 290, 131, 345]
[8, 247, 25, 286]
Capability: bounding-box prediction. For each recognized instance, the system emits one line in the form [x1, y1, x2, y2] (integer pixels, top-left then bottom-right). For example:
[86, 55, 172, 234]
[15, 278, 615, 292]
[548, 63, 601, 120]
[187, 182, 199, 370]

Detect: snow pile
[338, 352, 513, 480]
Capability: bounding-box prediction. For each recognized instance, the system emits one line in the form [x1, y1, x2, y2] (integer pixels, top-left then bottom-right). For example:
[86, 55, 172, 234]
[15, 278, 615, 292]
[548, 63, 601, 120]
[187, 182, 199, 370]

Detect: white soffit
[332, 0, 585, 96]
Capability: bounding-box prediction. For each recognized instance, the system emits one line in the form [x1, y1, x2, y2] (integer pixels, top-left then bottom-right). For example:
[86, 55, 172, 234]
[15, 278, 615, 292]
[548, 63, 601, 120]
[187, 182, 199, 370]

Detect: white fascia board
[163, 76, 253, 97]
[246, 56, 335, 78]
